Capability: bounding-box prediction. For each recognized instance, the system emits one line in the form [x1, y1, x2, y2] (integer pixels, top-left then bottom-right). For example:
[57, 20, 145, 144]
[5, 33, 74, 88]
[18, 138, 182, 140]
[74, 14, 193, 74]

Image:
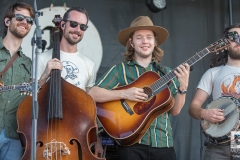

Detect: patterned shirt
[96, 60, 179, 148]
[0, 37, 31, 139]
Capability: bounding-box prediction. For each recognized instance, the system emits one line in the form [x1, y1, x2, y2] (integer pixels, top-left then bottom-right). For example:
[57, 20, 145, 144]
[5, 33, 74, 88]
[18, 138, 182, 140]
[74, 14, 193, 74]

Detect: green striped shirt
[96, 60, 179, 148]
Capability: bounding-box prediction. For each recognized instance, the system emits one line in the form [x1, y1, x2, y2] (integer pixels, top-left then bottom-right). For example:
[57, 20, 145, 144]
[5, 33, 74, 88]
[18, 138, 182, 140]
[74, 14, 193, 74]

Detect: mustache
[17, 23, 29, 30]
[69, 31, 81, 36]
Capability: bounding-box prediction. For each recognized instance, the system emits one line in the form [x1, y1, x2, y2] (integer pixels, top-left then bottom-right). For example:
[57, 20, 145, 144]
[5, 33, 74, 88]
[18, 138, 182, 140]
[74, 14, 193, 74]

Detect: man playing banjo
[189, 23, 240, 160]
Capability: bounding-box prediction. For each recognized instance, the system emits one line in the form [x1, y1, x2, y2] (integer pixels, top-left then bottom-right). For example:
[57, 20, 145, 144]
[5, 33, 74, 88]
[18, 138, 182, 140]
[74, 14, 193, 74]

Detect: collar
[127, 59, 156, 66]
[0, 37, 4, 49]
[0, 37, 23, 57]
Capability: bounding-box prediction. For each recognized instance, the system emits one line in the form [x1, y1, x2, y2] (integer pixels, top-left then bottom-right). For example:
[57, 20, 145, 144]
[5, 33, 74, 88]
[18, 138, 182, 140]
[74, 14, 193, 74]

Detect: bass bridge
[43, 139, 70, 158]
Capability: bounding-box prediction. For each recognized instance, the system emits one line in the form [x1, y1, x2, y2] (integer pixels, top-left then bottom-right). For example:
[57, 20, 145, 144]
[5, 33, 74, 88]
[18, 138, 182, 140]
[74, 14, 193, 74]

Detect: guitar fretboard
[0, 85, 17, 92]
[0, 83, 35, 93]
[151, 48, 210, 95]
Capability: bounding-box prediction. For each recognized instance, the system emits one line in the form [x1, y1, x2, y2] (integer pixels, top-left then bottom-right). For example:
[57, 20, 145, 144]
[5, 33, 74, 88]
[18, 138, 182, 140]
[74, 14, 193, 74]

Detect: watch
[177, 87, 187, 94]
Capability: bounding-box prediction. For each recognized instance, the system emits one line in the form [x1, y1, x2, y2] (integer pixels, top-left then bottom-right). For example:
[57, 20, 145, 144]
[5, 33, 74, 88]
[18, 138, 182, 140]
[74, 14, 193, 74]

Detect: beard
[9, 23, 30, 39]
[63, 28, 83, 45]
[228, 45, 240, 60]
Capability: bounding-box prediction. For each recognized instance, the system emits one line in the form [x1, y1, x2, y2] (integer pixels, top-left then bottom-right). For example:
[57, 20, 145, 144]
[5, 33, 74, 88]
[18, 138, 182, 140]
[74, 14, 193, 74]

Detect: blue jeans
[0, 129, 23, 160]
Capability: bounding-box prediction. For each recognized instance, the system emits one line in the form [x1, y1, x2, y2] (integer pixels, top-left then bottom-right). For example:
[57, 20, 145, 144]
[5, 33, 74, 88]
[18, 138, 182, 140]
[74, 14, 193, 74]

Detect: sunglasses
[13, 14, 34, 25]
[225, 31, 240, 45]
[65, 20, 88, 31]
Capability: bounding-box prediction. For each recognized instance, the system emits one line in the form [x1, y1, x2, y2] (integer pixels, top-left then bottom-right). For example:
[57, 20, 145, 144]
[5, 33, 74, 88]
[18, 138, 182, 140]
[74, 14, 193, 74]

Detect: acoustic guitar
[97, 38, 230, 146]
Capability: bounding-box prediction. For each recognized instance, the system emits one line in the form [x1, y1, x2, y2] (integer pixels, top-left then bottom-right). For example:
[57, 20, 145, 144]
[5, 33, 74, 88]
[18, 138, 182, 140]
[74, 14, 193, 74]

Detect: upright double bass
[17, 15, 105, 160]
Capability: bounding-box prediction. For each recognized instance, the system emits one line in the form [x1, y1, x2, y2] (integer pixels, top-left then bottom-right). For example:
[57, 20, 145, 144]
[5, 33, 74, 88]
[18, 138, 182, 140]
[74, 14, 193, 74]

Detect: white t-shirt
[35, 49, 96, 91]
[197, 65, 240, 100]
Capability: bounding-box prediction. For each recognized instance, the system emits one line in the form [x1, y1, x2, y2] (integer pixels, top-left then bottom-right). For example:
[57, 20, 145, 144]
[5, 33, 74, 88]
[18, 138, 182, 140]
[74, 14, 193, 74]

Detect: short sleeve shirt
[96, 60, 179, 147]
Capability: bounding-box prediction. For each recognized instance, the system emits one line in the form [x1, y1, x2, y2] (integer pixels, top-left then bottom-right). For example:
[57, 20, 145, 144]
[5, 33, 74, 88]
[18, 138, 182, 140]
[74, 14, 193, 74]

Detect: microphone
[204, 140, 209, 146]
[41, 40, 47, 52]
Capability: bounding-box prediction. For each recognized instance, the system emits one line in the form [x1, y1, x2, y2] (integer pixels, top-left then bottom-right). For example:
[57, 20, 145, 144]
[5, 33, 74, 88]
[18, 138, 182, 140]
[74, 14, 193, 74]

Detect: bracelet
[177, 87, 187, 94]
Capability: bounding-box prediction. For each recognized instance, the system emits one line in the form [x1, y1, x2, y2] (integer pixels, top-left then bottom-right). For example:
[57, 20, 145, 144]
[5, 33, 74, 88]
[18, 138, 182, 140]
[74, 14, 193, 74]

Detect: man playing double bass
[0, 2, 34, 160]
[36, 7, 103, 158]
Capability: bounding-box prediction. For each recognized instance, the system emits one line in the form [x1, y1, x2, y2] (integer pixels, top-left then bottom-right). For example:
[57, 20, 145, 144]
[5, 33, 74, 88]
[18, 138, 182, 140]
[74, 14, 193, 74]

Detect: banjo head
[201, 97, 240, 138]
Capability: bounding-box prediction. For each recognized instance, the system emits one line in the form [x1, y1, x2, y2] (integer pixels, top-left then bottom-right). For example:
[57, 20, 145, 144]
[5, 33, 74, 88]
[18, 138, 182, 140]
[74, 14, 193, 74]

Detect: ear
[4, 18, 10, 26]
[60, 21, 65, 29]
[129, 38, 133, 47]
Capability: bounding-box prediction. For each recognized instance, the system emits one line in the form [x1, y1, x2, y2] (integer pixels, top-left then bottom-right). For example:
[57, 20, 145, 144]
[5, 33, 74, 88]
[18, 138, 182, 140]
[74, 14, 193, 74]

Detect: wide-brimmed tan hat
[117, 16, 169, 46]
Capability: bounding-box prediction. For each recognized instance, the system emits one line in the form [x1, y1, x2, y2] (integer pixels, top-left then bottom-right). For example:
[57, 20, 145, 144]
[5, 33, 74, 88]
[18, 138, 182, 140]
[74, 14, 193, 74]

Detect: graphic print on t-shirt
[62, 61, 81, 87]
[221, 74, 240, 98]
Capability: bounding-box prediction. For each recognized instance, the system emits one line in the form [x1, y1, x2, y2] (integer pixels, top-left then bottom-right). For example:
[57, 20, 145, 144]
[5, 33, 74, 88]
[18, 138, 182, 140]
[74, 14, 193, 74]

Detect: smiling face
[61, 10, 88, 45]
[228, 28, 240, 60]
[130, 30, 156, 60]
[6, 8, 32, 39]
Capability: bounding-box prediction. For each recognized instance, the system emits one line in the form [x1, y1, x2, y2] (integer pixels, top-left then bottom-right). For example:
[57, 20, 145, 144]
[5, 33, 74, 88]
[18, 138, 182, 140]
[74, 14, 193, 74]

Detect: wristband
[177, 87, 187, 94]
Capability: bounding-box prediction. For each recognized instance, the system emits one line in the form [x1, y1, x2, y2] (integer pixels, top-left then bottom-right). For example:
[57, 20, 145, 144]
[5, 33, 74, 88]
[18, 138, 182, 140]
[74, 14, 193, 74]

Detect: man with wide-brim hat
[118, 16, 169, 46]
[89, 16, 190, 160]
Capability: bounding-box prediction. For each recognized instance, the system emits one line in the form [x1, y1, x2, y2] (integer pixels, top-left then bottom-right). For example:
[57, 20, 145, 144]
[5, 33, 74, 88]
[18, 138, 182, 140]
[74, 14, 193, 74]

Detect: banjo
[201, 96, 240, 138]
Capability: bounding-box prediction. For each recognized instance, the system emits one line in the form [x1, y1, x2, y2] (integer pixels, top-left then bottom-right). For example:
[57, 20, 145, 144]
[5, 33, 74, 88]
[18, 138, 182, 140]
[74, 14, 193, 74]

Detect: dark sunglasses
[225, 31, 240, 45]
[65, 20, 88, 31]
[13, 14, 34, 25]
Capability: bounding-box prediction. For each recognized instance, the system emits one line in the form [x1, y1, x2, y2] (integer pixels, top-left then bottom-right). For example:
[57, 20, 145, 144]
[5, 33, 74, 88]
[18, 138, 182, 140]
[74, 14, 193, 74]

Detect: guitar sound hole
[133, 86, 154, 115]
[143, 86, 153, 100]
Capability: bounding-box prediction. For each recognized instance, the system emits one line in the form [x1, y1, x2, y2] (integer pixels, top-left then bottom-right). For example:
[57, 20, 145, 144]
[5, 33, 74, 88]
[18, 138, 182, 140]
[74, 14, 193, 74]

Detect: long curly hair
[122, 31, 164, 63]
[210, 23, 240, 68]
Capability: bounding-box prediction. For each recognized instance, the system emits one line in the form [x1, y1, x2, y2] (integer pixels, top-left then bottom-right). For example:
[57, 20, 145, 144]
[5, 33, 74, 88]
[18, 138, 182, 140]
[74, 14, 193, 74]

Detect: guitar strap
[0, 52, 19, 85]
[155, 63, 174, 87]
[155, 63, 167, 76]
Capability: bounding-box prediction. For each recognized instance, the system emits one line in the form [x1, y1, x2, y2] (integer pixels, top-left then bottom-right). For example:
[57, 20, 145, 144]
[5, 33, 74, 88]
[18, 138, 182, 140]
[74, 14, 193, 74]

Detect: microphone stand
[228, 0, 233, 26]
[31, 0, 43, 159]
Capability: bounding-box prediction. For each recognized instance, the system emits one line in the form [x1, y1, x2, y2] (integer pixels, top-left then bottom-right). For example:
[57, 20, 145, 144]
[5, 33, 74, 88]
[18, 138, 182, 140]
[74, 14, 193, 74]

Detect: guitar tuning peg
[24, 92, 26, 95]
[30, 93, 32, 96]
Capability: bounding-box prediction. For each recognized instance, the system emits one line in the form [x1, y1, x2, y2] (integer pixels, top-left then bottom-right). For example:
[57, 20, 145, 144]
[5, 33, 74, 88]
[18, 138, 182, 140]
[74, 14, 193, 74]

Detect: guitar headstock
[207, 38, 230, 54]
[16, 82, 40, 96]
